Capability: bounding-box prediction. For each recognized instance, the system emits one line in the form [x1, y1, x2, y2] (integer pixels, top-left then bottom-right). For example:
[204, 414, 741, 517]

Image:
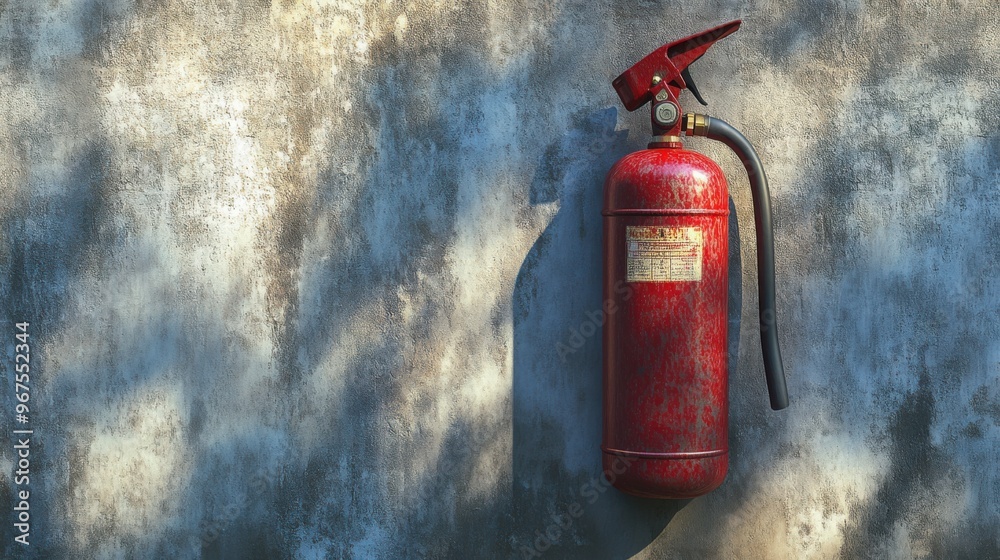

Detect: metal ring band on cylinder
[601, 447, 728, 459]
[601, 208, 730, 216]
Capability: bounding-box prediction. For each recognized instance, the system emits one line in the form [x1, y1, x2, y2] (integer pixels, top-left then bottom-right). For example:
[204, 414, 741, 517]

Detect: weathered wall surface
[1, 1, 998, 558]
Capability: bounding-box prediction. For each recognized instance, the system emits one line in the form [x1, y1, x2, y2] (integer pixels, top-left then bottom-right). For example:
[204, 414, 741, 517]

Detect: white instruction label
[626, 226, 703, 282]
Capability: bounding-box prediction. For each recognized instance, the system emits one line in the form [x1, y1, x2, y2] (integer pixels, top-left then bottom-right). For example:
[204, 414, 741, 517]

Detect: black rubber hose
[705, 117, 789, 411]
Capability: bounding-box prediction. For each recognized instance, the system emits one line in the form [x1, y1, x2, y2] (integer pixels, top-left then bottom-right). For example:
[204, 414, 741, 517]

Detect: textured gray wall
[1, 1, 999, 558]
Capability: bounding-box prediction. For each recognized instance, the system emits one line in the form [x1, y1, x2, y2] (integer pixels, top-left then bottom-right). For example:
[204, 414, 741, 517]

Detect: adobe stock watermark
[556, 280, 633, 363]
[516, 452, 635, 559]
[581, 123, 623, 157]
[759, 308, 776, 333]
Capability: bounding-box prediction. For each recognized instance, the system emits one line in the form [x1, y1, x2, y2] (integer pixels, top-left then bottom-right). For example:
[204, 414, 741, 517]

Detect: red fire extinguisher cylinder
[602, 147, 732, 497]
[601, 20, 788, 499]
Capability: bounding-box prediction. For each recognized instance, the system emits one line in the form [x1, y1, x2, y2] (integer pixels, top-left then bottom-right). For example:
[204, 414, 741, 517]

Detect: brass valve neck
[647, 135, 682, 149]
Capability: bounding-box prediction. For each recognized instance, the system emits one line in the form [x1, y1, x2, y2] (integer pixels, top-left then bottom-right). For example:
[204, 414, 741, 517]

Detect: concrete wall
[1, 1, 998, 558]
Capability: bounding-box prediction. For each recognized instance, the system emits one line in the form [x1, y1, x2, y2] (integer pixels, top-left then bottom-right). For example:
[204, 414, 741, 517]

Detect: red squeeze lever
[612, 20, 741, 137]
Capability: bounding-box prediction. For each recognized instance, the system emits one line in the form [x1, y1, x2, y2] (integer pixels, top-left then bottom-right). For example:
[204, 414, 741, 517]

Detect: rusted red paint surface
[602, 146, 730, 498]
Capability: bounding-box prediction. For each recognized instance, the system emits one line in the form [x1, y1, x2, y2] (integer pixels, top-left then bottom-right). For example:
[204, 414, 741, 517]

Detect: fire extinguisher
[602, 20, 789, 499]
